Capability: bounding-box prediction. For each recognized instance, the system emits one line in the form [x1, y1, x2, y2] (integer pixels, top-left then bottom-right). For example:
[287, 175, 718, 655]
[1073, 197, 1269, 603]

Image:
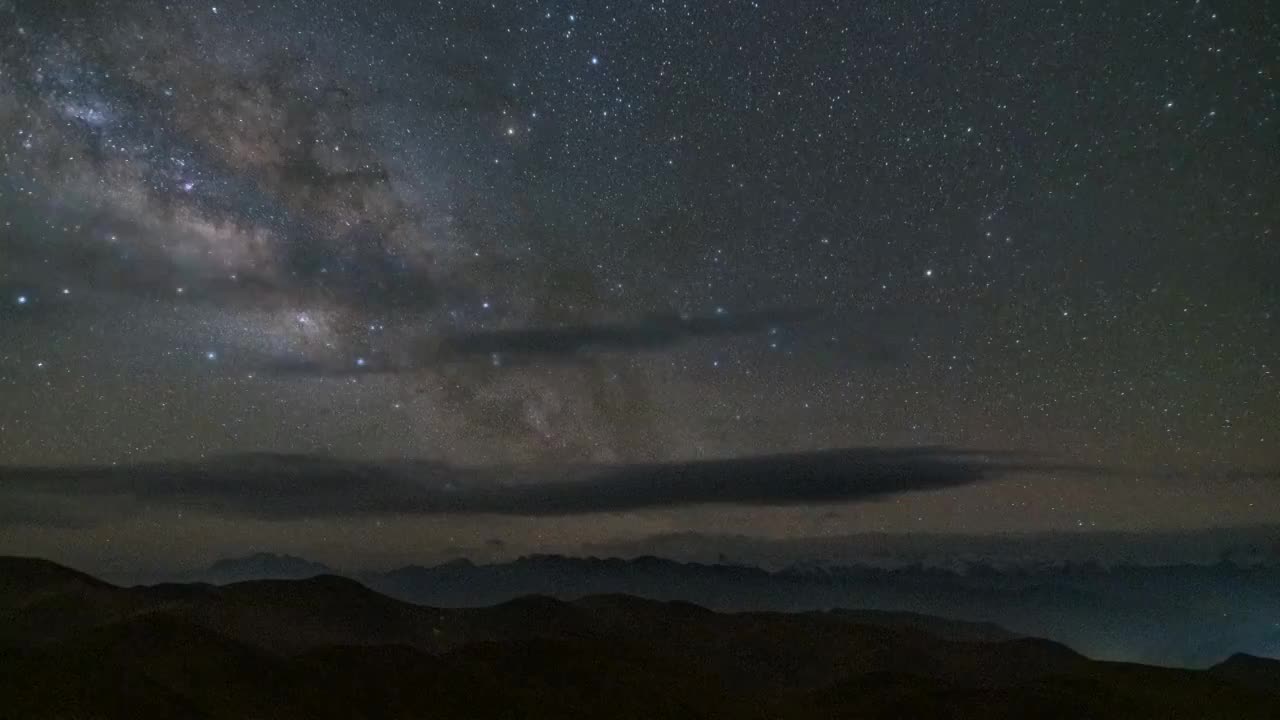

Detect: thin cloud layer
[0, 447, 1096, 525]
[258, 308, 822, 374]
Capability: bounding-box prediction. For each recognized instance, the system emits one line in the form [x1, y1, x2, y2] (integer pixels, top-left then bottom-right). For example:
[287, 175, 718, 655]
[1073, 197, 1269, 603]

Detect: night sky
[1, 0, 1276, 570]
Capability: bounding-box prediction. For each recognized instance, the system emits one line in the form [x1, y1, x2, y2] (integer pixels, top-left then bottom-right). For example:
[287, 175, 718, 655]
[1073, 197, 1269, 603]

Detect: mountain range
[149, 550, 1280, 668]
[3, 555, 1278, 719]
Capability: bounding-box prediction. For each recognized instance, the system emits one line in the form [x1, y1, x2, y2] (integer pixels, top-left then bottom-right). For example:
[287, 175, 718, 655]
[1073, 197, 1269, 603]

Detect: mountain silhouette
[1210, 653, 1280, 695]
[203, 552, 336, 583]
[117, 551, 1280, 667]
[344, 553, 1280, 667]
[2, 556, 1278, 719]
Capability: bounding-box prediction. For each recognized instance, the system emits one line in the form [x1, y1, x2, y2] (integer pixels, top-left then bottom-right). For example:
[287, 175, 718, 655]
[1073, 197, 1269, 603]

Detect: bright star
[16, 295, 28, 305]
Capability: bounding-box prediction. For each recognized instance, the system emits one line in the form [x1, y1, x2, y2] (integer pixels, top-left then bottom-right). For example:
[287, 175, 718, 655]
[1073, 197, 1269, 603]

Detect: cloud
[438, 308, 821, 358]
[0, 447, 1097, 525]
[254, 308, 822, 375]
[580, 525, 1280, 569]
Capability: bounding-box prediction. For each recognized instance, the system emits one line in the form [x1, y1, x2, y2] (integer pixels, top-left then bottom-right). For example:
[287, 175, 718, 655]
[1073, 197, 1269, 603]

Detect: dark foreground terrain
[2, 556, 1277, 719]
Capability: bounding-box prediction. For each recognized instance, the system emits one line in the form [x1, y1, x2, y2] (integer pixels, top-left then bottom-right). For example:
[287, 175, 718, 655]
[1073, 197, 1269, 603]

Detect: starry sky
[1, 0, 1277, 570]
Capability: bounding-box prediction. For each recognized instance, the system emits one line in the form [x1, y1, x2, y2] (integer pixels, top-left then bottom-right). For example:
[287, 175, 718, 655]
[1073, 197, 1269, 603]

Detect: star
[0, 0, 1274, 578]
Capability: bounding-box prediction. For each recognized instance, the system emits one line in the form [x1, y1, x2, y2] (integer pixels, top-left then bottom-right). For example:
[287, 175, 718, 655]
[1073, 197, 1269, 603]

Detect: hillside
[2, 556, 1278, 718]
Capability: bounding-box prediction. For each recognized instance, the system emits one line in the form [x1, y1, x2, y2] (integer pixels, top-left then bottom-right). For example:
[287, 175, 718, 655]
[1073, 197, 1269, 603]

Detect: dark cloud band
[0, 447, 1099, 525]
[255, 308, 822, 375]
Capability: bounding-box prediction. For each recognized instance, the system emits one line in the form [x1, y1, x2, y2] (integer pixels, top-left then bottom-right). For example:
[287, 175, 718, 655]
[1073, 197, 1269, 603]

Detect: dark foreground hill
[2, 556, 1277, 719]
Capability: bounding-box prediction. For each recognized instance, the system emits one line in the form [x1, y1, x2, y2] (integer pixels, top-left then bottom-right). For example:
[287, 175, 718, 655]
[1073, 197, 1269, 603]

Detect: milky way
[0, 0, 1277, 569]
